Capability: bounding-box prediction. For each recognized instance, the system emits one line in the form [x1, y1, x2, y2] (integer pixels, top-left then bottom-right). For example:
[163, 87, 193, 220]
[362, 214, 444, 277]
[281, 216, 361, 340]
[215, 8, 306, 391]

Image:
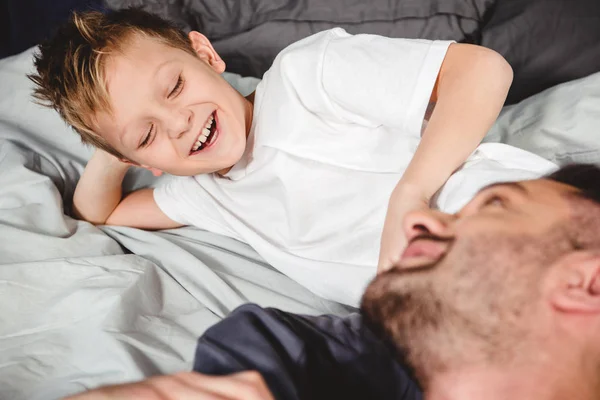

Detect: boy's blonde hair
[28, 8, 197, 159]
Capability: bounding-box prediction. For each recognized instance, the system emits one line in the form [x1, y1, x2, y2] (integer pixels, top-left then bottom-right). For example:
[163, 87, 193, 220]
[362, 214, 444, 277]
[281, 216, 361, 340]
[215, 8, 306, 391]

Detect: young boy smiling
[30, 8, 514, 305]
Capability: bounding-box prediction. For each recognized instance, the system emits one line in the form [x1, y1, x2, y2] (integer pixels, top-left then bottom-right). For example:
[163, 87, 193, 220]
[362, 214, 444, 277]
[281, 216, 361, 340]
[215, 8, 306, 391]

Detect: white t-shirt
[154, 28, 556, 306]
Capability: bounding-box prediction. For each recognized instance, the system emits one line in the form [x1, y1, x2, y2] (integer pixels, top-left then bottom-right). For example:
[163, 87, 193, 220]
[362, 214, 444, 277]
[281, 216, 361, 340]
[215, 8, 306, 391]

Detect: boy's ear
[188, 31, 226, 74]
[145, 166, 163, 177]
[119, 158, 135, 165]
[549, 251, 600, 314]
[124, 159, 163, 177]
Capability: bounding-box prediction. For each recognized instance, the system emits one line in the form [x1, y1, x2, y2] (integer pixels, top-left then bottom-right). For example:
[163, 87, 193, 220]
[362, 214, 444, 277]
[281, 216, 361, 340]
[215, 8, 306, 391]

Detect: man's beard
[360, 228, 572, 388]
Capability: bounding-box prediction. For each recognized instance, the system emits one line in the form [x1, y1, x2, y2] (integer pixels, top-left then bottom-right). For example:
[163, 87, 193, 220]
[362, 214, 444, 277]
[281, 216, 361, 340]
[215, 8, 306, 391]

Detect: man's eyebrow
[479, 181, 529, 195]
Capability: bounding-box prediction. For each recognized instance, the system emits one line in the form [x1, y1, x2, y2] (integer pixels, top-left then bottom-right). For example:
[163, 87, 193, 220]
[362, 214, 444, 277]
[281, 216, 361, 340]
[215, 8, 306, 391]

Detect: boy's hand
[74, 148, 179, 228]
[378, 183, 429, 273]
[65, 371, 275, 400]
[92, 148, 131, 170]
[73, 149, 131, 223]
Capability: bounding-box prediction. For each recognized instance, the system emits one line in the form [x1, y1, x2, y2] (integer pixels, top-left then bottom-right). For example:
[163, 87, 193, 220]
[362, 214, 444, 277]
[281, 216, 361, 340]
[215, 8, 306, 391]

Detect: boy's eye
[139, 124, 154, 148]
[168, 75, 184, 98]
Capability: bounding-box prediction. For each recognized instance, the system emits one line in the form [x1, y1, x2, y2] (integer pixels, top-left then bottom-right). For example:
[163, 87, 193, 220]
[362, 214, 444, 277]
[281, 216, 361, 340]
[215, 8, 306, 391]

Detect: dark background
[1, 0, 105, 59]
[2, 0, 600, 105]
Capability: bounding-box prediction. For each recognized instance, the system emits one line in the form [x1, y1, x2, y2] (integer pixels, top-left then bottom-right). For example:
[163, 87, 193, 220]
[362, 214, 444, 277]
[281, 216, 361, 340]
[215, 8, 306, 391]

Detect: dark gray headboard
[104, 0, 494, 77]
[105, 0, 600, 105]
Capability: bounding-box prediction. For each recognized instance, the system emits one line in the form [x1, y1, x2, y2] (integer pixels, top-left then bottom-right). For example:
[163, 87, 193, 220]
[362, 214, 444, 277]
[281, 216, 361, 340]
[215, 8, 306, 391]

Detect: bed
[1, 0, 600, 399]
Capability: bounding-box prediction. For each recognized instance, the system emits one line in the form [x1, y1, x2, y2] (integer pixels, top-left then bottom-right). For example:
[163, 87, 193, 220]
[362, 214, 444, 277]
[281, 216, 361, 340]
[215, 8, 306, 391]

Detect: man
[68, 163, 600, 400]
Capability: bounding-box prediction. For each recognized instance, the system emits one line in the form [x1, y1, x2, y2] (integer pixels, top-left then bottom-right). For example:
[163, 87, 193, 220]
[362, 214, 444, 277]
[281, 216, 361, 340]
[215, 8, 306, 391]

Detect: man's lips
[399, 237, 449, 265]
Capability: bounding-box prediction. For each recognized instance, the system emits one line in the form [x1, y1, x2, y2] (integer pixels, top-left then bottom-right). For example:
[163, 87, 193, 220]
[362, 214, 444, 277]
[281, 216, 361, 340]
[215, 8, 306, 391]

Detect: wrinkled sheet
[0, 48, 351, 400]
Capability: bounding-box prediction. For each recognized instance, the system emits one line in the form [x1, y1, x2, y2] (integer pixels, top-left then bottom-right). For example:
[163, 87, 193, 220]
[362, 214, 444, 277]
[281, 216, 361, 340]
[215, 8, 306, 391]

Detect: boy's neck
[244, 91, 256, 140]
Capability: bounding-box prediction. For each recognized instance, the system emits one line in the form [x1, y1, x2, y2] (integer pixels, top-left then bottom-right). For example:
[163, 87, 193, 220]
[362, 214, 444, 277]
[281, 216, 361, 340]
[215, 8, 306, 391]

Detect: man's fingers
[67, 374, 232, 400]
[64, 371, 273, 400]
[171, 371, 274, 400]
[231, 371, 274, 400]
[145, 373, 228, 400]
[66, 379, 166, 400]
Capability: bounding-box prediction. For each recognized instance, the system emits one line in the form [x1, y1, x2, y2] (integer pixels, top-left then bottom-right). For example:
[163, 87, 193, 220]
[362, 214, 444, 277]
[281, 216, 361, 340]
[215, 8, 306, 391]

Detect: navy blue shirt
[193, 304, 422, 400]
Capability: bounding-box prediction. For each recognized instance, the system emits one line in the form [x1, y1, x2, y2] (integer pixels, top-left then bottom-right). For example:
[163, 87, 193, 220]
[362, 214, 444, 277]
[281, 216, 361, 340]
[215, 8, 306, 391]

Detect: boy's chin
[161, 148, 245, 177]
[163, 163, 237, 177]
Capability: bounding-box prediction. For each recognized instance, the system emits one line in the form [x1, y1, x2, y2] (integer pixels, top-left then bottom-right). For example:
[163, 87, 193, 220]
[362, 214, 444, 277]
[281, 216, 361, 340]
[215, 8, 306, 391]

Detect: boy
[30, 8, 524, 306]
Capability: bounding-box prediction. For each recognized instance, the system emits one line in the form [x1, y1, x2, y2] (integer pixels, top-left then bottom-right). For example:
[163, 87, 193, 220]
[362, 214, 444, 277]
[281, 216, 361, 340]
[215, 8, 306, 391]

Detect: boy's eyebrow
[117, 59, 176, 147]
[154, 59, 175, 78]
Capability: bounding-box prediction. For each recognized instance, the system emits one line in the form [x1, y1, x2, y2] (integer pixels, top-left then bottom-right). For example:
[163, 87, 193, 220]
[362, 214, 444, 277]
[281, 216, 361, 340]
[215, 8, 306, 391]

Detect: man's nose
[403, 209, 455, 243]
[166, 108, 193, 139]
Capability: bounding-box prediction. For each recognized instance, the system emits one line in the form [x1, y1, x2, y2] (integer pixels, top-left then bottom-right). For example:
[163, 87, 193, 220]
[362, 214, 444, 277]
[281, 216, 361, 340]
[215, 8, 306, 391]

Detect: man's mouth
[399, 236, 450, 267]
[190, 111, 218, 155]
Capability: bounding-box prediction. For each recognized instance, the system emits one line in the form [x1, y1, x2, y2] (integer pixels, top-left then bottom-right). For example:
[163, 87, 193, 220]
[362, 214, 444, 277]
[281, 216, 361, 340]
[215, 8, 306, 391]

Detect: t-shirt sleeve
[324, 29, 452, 137]
[193, 304, 422, 400]
[153, 177, 192, 225]
[153, 176, 232, 236]
[277, 28, 453, 138]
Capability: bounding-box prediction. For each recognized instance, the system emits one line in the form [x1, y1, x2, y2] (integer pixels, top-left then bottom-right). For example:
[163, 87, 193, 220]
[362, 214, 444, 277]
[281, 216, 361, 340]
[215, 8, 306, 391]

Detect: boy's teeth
[191, 113, 215, 153]
[204, 114, 214, 130]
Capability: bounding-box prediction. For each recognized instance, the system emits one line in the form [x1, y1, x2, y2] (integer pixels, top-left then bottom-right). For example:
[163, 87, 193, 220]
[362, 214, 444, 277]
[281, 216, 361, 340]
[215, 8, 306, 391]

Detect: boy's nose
[167, 109, 193, 139]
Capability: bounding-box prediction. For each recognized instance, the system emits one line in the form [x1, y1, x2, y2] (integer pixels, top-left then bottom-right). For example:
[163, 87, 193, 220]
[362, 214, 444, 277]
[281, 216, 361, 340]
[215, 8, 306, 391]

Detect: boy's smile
[189, 110, 218, 155]
[93, 32, 254, 177]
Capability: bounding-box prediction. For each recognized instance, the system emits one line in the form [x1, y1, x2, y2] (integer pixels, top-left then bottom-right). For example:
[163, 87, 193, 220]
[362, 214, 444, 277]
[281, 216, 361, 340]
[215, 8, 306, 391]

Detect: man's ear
[188, 31, 226, 74]
[550, 251, 600, 314]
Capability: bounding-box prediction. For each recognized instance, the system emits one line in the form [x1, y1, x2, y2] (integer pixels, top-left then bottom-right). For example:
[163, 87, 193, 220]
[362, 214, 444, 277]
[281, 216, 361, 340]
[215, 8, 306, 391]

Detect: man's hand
[378, 182, 429, 273]
[65, 371, 275, 400]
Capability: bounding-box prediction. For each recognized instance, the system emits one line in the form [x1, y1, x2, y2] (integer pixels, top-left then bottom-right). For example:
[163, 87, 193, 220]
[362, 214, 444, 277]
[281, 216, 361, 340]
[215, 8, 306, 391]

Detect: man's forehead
[469, 178, 578, 213]
[479, 181, 529, 195]
[477, 178, 576, 197]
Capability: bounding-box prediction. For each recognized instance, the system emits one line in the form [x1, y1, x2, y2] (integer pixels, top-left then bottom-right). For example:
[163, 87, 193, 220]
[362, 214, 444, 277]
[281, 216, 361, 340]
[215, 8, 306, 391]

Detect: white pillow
[483, 71, 600, 165]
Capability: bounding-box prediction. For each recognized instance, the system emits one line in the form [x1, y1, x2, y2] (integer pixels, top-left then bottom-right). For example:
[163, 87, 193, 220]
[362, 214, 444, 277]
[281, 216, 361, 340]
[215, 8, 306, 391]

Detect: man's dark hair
[547, 163, 600, 205]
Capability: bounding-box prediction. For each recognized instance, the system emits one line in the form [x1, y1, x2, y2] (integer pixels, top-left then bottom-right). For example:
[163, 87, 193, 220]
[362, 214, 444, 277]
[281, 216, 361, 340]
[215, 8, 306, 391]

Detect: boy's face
[94, 32, 252, 176]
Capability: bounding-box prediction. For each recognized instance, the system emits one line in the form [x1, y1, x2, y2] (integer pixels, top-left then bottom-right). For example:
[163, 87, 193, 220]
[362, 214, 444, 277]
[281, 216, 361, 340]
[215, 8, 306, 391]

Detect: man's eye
[168, 75, 184, 98]
[484, 195, 505, 208]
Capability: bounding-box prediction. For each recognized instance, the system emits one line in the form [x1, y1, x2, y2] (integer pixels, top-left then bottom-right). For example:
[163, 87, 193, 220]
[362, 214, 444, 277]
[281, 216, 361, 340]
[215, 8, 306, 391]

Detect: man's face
[361, 178, 581, 384]
[95, 34, 251, 176]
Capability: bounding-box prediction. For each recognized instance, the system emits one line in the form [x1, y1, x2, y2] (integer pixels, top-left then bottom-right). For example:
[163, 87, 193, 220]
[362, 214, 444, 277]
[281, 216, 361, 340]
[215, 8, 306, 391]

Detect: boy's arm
[379, 43, 513, 270]
[73, 150, 183, 229]
[398, 43, 513, 199]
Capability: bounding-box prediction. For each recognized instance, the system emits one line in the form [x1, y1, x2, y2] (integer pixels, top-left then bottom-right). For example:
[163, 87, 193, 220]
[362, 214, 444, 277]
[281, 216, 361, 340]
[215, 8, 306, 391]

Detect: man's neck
[426, 364, 596, 400]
